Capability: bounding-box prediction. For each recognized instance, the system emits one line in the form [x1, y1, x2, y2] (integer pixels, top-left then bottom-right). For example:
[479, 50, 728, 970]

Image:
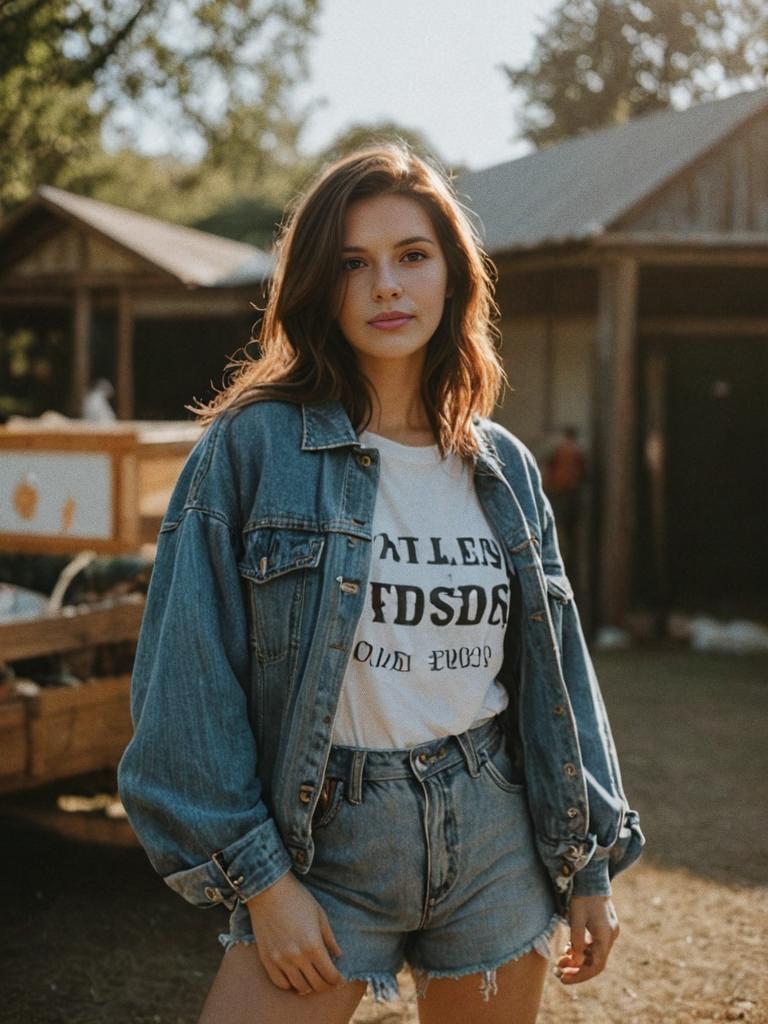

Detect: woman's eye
[342, 257, 366, 271]
[402, 251, 426, 263]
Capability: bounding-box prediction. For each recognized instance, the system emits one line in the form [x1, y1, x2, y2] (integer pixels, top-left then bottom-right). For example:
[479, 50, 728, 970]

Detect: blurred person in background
[542, 426, 588, 573]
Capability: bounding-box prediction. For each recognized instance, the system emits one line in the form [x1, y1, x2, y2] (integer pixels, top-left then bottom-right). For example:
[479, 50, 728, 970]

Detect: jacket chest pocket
[239, 528, 326, 663]
[545, 572, 574, 649]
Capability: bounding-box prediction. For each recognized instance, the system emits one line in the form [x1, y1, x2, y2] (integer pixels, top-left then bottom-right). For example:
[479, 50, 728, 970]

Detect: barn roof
[459, 88, 768, 254]
[2, 185, 272, 287]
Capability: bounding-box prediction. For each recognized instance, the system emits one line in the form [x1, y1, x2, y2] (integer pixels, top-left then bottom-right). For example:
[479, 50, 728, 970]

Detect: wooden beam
[640, 317, 768, 336]
[116, 287, 134, 419]
[594, 257, 639, 627]
[71, 284, 91, 417]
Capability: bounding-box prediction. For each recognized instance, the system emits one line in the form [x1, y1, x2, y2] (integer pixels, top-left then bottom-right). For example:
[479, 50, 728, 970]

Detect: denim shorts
[219, 715, 565, 1003]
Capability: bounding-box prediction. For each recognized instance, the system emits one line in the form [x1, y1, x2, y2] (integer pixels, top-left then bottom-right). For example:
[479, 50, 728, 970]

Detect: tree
[0, 0, 319, 214]
[503, 0, 767, 147]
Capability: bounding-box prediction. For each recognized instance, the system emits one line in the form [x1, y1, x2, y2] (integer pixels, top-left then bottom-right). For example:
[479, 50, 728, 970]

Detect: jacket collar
[301, 400, 361, 450]
[300, 399, 507, 481]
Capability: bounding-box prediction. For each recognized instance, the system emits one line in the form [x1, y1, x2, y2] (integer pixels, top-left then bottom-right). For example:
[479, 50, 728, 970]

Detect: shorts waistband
[325, 715, 505, 803]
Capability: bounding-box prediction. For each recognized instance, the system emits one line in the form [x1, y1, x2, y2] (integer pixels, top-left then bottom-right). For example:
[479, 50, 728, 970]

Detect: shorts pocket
[312, 777, 345, 830]
[482, 738, 526, 794]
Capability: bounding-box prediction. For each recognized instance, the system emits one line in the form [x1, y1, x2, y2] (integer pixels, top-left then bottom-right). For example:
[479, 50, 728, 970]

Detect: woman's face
[335, 193, 450, 373]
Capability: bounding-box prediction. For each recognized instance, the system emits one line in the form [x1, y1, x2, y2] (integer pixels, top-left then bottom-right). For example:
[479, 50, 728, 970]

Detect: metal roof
[36, 185, 273, 286]
[459, 88, 768, 254]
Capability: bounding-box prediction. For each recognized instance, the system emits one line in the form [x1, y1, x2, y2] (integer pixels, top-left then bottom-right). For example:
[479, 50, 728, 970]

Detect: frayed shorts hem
[217, 909, 566, 1006]
[406, 909, 566, 1003]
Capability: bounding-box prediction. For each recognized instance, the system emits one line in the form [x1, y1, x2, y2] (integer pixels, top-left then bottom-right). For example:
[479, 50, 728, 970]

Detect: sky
[295, 0, 562, 171]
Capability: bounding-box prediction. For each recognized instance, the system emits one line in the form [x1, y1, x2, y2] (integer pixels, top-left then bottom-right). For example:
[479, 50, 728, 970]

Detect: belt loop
[346, 750, 367, 805]
[455, 730, 481, 778]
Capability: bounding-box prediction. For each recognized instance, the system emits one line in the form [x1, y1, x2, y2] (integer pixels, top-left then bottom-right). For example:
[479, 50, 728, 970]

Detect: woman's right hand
[245, 872, 345, 995]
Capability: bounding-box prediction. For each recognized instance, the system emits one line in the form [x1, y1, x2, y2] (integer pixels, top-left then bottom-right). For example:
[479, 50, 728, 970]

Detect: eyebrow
[341, 235, 436, 253]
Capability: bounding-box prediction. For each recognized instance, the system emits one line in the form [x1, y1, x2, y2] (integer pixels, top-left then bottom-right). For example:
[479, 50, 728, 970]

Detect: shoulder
[472, 415, 542, 483]
[166, 400, 303, 524]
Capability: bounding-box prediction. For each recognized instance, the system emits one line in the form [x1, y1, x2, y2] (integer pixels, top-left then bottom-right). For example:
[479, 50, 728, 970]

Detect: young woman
[118, 144, 644, 1024]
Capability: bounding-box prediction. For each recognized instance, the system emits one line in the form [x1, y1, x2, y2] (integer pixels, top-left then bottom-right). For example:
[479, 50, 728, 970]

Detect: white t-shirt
[332, 429, 511, 749]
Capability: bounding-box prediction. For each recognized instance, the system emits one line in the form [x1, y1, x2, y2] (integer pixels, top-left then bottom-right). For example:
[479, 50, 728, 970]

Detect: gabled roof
[459, 88, 768, 254]
[2, 185, 273, 287]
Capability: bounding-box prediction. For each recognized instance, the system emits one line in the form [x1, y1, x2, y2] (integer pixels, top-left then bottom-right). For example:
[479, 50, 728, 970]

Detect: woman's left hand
[554, 894, 620, 984]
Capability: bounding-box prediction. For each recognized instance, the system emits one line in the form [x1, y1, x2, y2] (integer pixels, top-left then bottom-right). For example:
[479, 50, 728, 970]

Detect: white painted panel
[495, 316, 548, 446]
[0, 452, 112, 539]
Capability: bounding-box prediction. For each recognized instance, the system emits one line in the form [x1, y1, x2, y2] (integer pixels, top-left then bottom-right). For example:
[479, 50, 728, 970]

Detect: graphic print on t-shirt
[355, 529, 510, 675]
[332, 430, 511, 749]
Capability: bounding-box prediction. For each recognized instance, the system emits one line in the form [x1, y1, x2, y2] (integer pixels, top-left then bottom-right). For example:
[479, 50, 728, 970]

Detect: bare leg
[197, 943, 367, 1024]
[416, 948, 549, 1024]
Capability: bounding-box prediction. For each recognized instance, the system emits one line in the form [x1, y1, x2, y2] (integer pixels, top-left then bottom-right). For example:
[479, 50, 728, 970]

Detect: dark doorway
[661, 336, 768, 615]
[0, 308, 70, 418]
[132, 317, 255, 420]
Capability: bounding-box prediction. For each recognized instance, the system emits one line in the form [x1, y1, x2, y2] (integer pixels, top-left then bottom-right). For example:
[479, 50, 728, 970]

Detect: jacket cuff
[572, 851, 612, 897]
[162, 817, 293, 910]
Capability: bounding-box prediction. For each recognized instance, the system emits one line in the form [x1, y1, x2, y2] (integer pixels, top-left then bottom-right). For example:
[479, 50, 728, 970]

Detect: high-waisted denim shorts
[219, 715, 565, 1002]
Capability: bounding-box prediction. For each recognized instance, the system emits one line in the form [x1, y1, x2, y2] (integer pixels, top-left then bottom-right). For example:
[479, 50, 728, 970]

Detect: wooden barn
[1, 88, 766, 630]
[0, 187, 270, 421]
[460, 87, 768, 629]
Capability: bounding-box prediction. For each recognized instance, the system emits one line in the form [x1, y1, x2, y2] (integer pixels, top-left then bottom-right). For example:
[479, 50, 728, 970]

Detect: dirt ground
[1, 647, 766, 1024]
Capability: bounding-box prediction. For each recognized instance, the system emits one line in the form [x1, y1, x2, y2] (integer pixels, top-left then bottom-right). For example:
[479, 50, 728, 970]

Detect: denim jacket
[117, 399, 644, 919]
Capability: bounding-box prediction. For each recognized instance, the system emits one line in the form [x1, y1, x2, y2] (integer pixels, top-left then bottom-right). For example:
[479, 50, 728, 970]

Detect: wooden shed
[461, 88, 768, 628]
[0, 187, 271, 421]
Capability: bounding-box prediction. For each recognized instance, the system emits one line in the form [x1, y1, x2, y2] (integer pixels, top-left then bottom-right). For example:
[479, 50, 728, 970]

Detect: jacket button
[294, 850, 306, 865]
[298, 785, 313, 804]
[204, 886, 221, 902]
[553, 704, 565, 716]
[530, 611, 546, 622]
[358, 454, 372, 467]
[560, 862, 573, 877]
[563, 762, 577, 777]
[566, 806, 579, 818]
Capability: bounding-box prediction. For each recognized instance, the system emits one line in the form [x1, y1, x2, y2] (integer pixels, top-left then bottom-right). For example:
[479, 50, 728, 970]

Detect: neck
[358, 352, 433, 438]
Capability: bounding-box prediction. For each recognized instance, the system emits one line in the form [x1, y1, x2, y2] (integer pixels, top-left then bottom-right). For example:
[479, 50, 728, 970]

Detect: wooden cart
[0, 421, 200, 793]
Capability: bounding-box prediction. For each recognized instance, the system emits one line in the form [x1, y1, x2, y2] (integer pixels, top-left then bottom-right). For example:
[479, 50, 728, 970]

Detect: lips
[368, 311, 415, 330]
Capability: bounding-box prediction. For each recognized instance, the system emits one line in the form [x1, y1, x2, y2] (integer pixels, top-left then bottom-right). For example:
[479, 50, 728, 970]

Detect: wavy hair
[189, 143, 506, 457]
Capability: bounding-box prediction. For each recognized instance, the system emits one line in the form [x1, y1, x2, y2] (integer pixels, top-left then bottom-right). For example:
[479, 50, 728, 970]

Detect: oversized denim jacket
[117, 398, 644, 919]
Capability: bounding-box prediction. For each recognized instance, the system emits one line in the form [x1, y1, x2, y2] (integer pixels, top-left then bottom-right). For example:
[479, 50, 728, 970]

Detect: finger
[262, 961, 292, 991]
[297, 961, 337, 994]
[568, 917, 587, 965]
[558, 940, 609, 984]
[311, 946, 345, 987]
[283, 964, 313, 995]
[320, 912, 343, 959]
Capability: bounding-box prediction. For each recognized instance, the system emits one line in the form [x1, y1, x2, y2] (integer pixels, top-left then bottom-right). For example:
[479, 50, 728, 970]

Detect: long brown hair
[189, 143, 506, 457]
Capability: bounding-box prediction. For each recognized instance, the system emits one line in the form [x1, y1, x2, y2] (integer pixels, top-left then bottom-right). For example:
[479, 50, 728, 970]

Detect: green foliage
[503, 0, 768, 147]
[0, 0, 320, 219]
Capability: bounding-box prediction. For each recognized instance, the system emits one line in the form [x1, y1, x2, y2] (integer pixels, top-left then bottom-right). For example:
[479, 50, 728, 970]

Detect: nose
[372, 262, 403, 301]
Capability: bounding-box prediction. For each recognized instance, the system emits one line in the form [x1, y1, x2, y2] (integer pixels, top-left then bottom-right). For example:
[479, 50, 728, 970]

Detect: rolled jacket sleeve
[524, 447, 645, 895]
[117, 503, 292, 910]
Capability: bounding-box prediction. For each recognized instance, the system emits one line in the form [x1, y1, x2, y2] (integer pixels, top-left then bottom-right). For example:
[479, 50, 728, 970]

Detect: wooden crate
[22, 674, 133, 788]
[0, 700, 28, 792]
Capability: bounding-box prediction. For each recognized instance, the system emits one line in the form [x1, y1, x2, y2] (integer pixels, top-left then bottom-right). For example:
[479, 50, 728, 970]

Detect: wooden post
[71, 285, 91, 417]
[594, 257, 638, 627]
[116, 287, 134, 420]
